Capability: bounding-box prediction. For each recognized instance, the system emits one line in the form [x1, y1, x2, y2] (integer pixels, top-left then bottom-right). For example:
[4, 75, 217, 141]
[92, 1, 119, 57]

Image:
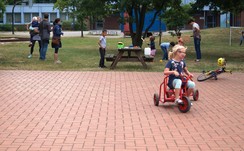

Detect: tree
[118, 0, 176, 47]
[162, 0, 191, 37]
[191, 0, 244, 14]
[35, 0, 56, 3]
[55, 0, 182, 46]
[54, 0, 112, 37]
[0, 0, 6, 17]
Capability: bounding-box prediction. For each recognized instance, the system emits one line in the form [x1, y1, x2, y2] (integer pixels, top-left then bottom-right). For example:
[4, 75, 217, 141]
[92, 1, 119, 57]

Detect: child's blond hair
[32, 16, 38, 21]
[169, 45, 187, 60]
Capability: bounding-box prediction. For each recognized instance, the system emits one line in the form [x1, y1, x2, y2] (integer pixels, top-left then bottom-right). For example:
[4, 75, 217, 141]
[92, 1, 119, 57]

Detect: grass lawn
[0, 27, 244, 72]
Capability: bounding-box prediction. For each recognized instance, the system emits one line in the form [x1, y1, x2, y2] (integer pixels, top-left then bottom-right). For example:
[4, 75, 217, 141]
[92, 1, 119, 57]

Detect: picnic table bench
[105, 48, 154, 69]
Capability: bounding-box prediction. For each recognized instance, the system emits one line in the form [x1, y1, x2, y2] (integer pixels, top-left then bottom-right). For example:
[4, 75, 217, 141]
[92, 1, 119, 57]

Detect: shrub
[15, 24, 28, 31]
[0, 24, 28, 31]
[61, 20, 87, 31]
[0, 24, 12, 31]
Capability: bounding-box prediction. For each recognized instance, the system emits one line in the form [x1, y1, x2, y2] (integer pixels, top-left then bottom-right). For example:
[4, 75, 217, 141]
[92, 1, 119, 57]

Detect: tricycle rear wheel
[193, 89, 199, 101]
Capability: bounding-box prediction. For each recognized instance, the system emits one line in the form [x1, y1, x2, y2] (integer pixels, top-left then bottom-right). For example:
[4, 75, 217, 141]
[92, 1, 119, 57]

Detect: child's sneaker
[175, 98, 183, 104]
[27, 54, 32, 59]
[55, 60, 62, 64]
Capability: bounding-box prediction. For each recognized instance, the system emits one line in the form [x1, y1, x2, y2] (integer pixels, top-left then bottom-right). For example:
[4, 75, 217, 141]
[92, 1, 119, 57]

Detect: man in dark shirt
[39, 13, 51, 60]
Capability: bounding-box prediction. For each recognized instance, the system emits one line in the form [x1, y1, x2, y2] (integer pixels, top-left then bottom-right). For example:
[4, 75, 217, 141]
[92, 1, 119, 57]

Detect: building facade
[182, 0, 244, 28]
[1, 1, 243, 30]
[0, 3, 68, 24]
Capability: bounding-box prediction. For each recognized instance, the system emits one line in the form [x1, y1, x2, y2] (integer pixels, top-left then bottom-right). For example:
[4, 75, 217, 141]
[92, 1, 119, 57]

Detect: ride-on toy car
[154, 75, 199, 113]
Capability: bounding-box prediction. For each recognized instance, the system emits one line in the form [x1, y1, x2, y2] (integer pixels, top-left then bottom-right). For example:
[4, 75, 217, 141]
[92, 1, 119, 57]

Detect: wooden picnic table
[110, 47, 148, 69]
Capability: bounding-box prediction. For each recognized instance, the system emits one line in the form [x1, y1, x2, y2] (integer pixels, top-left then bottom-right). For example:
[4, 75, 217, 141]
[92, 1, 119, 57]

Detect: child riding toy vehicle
[154, 75, 199, 113]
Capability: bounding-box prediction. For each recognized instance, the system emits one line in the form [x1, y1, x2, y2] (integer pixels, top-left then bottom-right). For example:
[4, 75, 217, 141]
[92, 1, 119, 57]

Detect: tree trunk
[80, 19, 84, 37]
[128, 4, 146, 47]
[143, 10, 161, 39]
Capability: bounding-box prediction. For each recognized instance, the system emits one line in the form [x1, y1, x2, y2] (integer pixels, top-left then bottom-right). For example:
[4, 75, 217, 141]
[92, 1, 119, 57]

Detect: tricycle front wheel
[178, 96, 191, 113]
[153, 93, 159, 106]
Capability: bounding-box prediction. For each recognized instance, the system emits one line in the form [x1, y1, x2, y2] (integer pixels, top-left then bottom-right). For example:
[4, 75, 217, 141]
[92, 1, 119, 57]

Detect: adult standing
[98, 29, 107, 68]
[188, 19, 201, 62]
[39, 13, 51, 61]
[52, 18, 63, 64]
[27, 16, 41, 59]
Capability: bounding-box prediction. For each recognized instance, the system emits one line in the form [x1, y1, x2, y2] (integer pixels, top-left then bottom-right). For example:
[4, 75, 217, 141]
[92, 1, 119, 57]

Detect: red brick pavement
[0, 71, 243, 151]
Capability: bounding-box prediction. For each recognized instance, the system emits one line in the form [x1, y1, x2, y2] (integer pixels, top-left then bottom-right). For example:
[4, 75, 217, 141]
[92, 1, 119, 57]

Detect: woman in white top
[188, 19, 201, 62]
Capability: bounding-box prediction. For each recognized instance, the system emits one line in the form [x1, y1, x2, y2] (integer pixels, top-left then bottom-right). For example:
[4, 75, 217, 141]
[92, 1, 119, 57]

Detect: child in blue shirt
[164, 45, 195, 104]
[28, 17, 39, 47]
[149, 36, 156, 56]
[98, 29, 107, 68]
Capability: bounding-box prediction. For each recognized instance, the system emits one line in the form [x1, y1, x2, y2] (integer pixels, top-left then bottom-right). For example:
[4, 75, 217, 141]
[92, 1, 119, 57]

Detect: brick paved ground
[0, 70, 243, 151]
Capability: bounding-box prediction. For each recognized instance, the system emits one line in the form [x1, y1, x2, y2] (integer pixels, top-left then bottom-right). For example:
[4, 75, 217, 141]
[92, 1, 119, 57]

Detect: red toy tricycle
[153, 75, 199, 113]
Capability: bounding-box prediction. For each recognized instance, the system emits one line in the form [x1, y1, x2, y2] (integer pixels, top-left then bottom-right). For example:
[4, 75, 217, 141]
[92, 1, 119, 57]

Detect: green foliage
[192, 0, 244, 14]
[0, 24, 12, 31]
[0, 0, 6, 16]
[54, 0, 110, 36]
[0, 28, 244, 72]
[61, 20, 87, 31]
[118, 0, 175, 47]
[162, 1, 191, 37]
[34, 0, 57, 3]
[0, 24, 29, 31]
[55, 0, 180, 46]
[15, 24, 28, 31]
[3, 0, 14, 5]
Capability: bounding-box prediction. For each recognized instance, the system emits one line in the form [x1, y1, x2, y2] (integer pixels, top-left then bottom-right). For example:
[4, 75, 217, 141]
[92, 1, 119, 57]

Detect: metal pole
[229, 26, 232, 46]
[12, 0, 23, 35]
[159, 11, 162, 46]
[11, 0, 27, 35]
[72, 2, 75, 31]
[12, 2, 16, 35]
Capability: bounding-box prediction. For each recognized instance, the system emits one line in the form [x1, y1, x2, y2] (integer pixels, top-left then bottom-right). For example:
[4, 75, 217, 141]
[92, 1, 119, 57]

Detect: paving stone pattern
[0, 71, 243, 151]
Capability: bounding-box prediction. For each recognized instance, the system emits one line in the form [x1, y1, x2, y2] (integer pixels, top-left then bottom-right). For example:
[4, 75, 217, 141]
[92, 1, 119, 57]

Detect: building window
[96, 20, 103, 29]
[60, 13, 67, 21]
[41, 13, 56, 23]
[50, 13, 56, 23]
[15, 13, 21, 23]
[25, 13, 40, 24]
[6, 13, 12, 24]
[24, 13, 31, 23]
[32, 13, 39, 18]
[0, 16, 3, 23]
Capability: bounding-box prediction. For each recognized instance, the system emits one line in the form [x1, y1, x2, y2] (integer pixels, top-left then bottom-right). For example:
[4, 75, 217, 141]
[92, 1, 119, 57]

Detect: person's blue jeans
[194, 37, 201, 59]
[160, 45, 168, 60]
[40, 40, 49, 60]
